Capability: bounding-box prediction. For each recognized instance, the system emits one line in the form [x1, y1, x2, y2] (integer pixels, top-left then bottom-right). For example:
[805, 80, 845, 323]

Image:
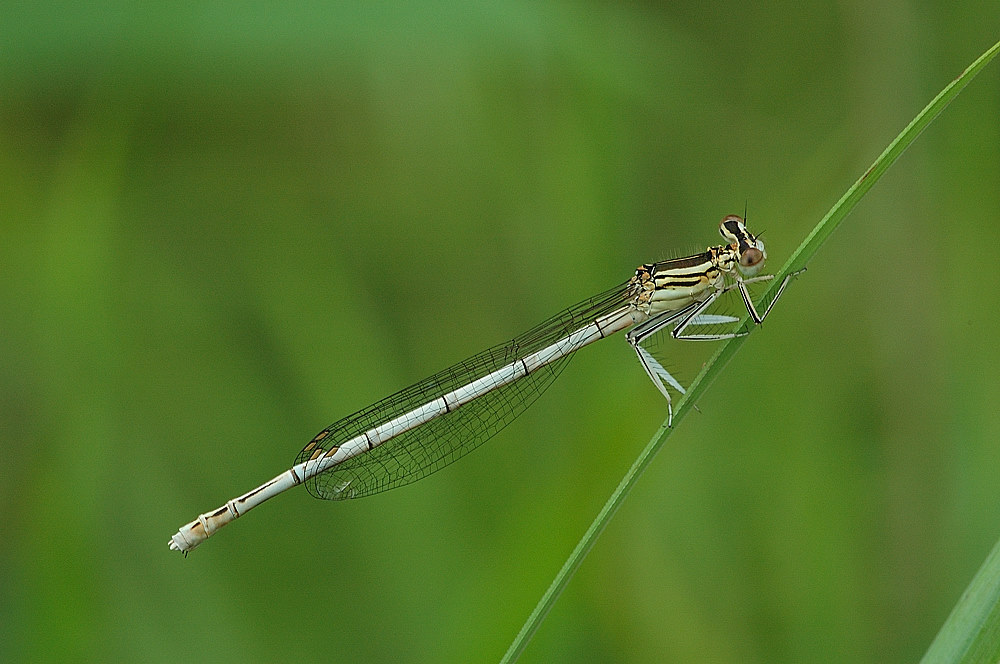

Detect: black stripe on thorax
[650, 252, 714, 273]
[654, 275, 712, 289]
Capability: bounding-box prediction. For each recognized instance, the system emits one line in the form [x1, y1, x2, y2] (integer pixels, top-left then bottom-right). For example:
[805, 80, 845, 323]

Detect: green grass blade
[500, 38, 1000, 664]
[921, 537, 1000, 664]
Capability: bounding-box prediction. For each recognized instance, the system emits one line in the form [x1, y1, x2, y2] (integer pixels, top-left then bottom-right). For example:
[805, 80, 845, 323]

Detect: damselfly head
[719, 215, 767, 276]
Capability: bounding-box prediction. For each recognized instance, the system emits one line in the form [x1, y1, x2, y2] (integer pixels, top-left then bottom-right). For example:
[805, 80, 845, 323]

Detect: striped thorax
[629, 215, 767, 317]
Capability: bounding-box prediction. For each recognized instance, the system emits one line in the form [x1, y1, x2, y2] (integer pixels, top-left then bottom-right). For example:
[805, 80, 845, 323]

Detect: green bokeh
[2, 4, 999, 663]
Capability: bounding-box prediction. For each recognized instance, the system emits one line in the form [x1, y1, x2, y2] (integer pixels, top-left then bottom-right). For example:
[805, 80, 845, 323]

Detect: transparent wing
[296, 281, 633, 500]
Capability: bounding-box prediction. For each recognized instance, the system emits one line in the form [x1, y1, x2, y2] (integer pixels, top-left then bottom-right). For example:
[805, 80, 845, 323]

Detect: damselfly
[169, 215, 799, 553]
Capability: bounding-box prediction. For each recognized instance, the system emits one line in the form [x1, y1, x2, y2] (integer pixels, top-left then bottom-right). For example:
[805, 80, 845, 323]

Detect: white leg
[751, 269, 804, 322]
[625, 268, 804, 425]
[674, 268, 805, 340]
[670, 288, 748, 341]
[625, 302, 699, 347]
[631, 342, 685, 426]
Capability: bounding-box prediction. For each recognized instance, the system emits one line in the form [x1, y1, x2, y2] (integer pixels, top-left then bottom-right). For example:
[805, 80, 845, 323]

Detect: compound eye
[740, 247, 764, 269]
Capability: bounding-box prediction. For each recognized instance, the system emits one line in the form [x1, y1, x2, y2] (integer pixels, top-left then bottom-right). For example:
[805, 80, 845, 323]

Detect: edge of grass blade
[921, 537, 1000, 664]
[500, 39, 1000, 664]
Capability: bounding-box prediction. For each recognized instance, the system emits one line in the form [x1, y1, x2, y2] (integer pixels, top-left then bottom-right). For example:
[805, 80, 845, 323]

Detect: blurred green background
[2, 3, 999, 663]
